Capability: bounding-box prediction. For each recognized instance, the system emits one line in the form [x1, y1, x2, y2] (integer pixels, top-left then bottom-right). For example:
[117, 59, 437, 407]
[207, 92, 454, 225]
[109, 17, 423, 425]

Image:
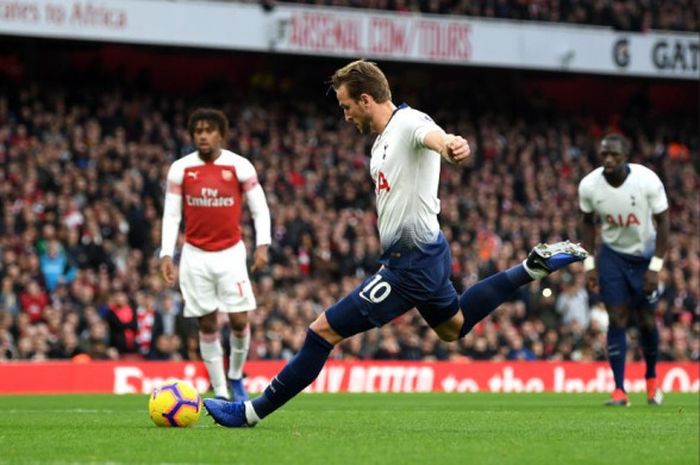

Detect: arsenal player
[160, 108, 271, 401]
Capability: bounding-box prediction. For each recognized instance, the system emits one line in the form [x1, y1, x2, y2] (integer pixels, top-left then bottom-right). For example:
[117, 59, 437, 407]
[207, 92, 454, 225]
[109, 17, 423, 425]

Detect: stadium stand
[235, 0, 699, 32]
[0, 41, 697, 365]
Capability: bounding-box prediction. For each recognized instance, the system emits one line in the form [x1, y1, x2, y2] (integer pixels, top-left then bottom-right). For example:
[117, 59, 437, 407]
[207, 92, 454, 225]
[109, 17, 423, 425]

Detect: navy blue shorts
[325, 234, 460, 338]
[599, 244, 656, 310]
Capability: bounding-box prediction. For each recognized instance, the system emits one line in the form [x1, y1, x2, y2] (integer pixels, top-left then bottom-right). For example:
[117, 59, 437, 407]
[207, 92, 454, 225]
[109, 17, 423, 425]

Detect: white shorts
[179, 241, 256, 318]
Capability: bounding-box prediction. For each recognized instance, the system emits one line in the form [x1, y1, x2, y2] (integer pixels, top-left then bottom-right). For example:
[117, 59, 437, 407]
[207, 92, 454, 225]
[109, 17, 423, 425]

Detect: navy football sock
[639, 326, 659, 379]
[252, 329, 333, 419]
[607, 326, 627, 391]
[459, 264, 532, 337]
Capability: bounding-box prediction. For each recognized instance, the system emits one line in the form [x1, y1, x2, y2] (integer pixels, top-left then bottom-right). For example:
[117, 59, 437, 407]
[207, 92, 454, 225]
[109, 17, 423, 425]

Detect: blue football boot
[228, 378, 249, 402]
[523, 241, 588, 280]
[203, 398, 252, 428]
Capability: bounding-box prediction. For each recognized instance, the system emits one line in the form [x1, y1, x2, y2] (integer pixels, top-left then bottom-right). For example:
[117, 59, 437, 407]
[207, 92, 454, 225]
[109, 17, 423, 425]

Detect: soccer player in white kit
[160, 108, 271, 401]
[579, 134, 669, 406]
[204, 60, 587, 427]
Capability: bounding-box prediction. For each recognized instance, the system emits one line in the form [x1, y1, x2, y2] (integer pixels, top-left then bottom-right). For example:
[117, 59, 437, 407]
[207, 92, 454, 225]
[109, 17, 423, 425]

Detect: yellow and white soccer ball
[148, 379, 202, 427]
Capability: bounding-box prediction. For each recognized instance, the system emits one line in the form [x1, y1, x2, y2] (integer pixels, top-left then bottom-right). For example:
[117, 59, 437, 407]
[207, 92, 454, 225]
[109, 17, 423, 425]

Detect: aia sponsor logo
[605, 213, 640, 228]
[376, 171, 391, 194]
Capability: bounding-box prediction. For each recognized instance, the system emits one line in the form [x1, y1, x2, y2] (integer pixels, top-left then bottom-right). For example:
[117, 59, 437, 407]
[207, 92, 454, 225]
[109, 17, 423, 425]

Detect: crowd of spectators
[249, 0, 699, 32]
[0, 67, 697, 367]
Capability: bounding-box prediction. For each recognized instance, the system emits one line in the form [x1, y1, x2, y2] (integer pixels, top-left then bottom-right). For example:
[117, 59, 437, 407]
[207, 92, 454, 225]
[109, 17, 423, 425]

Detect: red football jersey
[181, 163, 243, 250]
[164, 150, 260, 253]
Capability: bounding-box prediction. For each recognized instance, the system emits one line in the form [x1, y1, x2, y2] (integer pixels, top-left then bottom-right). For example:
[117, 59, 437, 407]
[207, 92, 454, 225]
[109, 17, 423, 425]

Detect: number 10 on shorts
[359, 274, 392, 303]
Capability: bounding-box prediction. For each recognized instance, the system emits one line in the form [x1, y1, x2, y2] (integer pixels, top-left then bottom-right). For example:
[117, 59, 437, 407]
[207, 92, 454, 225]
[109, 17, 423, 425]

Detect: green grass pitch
[1, 393, 698, 465]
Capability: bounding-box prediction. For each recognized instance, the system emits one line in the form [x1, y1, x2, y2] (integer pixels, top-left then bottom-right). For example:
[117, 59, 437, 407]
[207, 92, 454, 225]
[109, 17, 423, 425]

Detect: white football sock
[244, 400, 261, 425]
[228, 327, 250, 380]
[199, 332, 228, 399]
[522, 259, 548, 280]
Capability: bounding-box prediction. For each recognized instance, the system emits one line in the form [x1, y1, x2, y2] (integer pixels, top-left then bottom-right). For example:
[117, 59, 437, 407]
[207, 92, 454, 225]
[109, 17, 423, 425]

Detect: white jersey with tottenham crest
[578, 163, 668, 257]
[370, 105, 443, 252]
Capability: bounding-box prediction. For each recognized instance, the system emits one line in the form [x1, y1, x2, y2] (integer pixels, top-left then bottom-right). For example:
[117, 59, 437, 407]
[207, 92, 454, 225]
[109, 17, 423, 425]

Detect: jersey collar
[381, 102, 408, 135]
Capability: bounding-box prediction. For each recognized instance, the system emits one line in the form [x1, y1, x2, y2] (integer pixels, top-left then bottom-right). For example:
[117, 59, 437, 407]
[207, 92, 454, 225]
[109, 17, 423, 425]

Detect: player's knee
[607, 307, 629, 328]
[309, 314, 343, 346]
[638, 310, 656, 331]
[432, 314, 462, 342]
[198, 313, 218, 334]
[610, 316, 628, 328]
[435, 325, 461, 342]
[228, 312, 248, 333]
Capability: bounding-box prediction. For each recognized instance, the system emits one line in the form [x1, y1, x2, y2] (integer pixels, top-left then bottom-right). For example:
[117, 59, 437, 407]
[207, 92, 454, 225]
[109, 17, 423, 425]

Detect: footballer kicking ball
[149, 379, 202, 427]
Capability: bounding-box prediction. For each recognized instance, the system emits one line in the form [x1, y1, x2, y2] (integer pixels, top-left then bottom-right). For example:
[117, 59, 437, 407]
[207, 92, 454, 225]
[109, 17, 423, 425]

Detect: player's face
[336, 85, 371, 134]
[193, 120, 223, 157]
[599, 140, 626, 176]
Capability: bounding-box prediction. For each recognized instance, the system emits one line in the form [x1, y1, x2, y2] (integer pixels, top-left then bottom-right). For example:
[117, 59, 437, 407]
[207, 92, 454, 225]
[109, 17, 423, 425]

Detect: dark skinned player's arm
[652, 210, 669, 261]
[580, 211, 596, 258]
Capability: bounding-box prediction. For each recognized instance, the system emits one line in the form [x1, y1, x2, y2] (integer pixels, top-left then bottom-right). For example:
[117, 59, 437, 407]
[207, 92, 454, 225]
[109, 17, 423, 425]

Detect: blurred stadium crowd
[256, 0, 698, 32]
[0, 63, 697, 366]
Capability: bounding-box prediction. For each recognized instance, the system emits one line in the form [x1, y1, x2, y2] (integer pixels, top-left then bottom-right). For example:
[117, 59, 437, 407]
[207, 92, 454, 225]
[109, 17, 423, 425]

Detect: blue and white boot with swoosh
[523, 241, 588, 280]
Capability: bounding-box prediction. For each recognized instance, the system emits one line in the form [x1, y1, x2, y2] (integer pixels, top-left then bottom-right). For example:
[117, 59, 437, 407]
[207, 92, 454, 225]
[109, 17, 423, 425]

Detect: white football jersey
[578, 163, 668, 256]
[370, 105, 443, 251]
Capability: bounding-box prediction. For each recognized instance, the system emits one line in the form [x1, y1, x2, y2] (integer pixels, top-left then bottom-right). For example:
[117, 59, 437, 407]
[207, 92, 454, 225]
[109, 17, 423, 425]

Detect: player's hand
[160, 256, 176, 286]
[251, 245, 269, 273]
[643, 269, 659, 300]
[585, 269, 599, 294]
[442, 135, 471, 164]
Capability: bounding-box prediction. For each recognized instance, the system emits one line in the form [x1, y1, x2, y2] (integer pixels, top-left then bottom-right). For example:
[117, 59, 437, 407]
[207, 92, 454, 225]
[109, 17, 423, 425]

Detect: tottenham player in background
[203, 60, 587, 427]
[579, 134, 669, 407]
[160, 108, 271, 401]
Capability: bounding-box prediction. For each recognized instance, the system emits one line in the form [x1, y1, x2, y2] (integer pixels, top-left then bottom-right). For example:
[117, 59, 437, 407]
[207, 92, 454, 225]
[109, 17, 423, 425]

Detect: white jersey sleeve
[578, 172, 597, 214]
[225, 152, 272, 247]
[232, 154, 257, 185]
[406, 110, 443, 148]
[160, 162, 185, 258]
[645, 169, 668, 214]
[245, 185, 271, 247]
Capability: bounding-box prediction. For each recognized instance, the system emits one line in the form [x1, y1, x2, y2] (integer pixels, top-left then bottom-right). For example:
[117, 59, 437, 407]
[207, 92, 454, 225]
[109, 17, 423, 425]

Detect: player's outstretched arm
[423, 130, 471, 164]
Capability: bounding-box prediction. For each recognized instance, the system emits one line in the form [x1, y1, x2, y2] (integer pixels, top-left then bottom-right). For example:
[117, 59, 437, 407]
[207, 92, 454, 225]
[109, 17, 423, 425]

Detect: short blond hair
[331, 60, 392, 103]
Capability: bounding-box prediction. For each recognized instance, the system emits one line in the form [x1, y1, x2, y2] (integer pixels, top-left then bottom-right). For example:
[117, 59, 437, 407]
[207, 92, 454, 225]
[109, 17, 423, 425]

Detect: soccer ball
[148, 379, 202, 427]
